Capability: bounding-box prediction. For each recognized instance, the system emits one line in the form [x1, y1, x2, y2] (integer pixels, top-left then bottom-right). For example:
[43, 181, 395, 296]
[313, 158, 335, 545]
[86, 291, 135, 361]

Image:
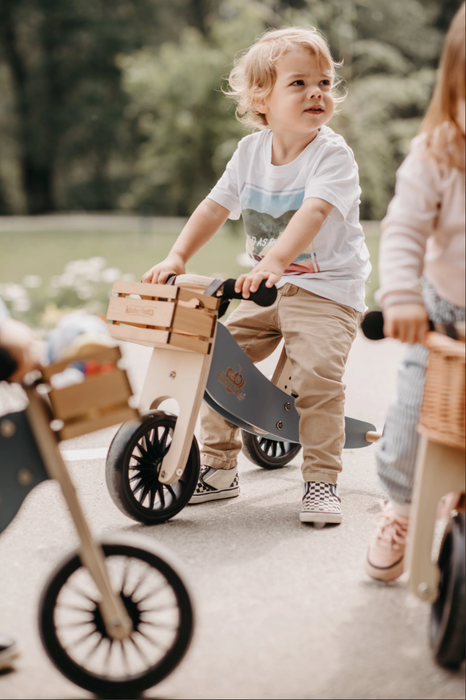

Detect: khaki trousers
[200, 284, 361, 484]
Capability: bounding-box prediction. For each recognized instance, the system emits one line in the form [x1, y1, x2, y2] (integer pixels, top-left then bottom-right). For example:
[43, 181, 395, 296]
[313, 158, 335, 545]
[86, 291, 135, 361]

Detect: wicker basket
[419, 333, 465, 450]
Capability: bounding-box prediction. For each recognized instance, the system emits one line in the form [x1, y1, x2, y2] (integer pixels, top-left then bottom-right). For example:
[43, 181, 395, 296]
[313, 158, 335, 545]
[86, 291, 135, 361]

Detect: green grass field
[0, 218, 380, 328]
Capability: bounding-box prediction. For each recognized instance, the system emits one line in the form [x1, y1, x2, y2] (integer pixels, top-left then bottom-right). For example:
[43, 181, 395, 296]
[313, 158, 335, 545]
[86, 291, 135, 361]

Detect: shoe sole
[300, 512, 342, 524]
[0, 646, 19, 671]
[188, 487, 240, 504]
[365, 555, 404, 582]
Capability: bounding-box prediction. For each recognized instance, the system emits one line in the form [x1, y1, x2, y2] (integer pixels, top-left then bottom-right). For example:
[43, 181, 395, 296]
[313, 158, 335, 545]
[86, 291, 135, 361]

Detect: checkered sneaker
[189, 465, 240, 504]
[300, 481, 342, 525]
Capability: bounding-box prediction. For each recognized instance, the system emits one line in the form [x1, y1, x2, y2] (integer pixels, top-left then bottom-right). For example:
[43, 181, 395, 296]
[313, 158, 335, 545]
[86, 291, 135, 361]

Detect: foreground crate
[41, 345, 138, 440]
[106, 281, 219, 355]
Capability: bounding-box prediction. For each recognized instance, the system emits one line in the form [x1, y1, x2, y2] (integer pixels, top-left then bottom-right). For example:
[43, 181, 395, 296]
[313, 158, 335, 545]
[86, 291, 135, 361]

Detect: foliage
[119, 0, 462, 219]
[0, 0, 462, 217]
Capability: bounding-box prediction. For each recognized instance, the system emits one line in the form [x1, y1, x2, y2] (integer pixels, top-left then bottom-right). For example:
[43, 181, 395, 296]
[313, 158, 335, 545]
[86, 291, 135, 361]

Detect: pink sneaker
[365, 501, 409, 582]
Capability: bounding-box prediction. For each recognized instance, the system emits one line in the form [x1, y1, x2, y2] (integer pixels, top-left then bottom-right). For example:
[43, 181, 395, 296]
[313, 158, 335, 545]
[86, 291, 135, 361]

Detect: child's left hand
[235, 258, 284, 298]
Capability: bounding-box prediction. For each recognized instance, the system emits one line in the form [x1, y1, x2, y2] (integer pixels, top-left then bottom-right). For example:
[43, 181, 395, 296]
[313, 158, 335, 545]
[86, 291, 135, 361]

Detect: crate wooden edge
[58, 406, 139, 441]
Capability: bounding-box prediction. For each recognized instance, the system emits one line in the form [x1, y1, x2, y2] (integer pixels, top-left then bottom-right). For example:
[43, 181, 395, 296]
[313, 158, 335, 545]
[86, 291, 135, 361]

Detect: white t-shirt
[208, 126, 371, 312]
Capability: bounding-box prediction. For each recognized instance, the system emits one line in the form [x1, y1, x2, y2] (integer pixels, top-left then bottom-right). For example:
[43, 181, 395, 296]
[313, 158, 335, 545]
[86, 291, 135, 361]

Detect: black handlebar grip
[223, 279, 278, 307]
[0, 347, 17, 381]
[361, 310, 386, 340]
[361, 309, 434, 340]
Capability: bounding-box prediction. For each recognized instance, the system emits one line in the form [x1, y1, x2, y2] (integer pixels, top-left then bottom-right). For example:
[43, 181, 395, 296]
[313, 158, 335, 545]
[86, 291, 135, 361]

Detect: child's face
[257, 46, 334, 137]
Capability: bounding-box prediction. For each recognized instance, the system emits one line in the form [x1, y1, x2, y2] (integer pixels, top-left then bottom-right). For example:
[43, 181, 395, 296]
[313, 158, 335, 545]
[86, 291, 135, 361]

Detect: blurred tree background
[0, 0, 462, 219]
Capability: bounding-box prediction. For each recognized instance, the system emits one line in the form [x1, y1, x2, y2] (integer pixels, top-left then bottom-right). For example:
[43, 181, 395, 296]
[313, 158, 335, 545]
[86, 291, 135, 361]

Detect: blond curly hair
[226, 27, 343, 130]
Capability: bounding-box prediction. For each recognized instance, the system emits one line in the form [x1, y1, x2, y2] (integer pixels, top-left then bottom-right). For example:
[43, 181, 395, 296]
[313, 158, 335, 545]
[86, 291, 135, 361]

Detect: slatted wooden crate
[106, 281, 220, 354]
[419, 333, 465, 450]
[42, 346, 138, 440]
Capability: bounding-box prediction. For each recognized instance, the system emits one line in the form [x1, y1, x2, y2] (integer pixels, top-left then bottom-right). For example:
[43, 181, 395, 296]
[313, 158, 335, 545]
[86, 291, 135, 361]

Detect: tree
[0, 0, 188, 213]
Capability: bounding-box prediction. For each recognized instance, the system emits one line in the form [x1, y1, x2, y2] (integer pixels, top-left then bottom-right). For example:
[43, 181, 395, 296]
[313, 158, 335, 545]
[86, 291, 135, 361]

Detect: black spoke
[103, 638, 114, 676]
[140, 619, 178, 631]
[157, 484, 166, 508]
[65, 628, 99, 652]
[134, 582, 169, 605]
[128, 634, 151, 668]
[57, 603, 94, 614]
[135, 627, 166, 650]
[83, 634, 105, 664]
[119, 639, 130, 676]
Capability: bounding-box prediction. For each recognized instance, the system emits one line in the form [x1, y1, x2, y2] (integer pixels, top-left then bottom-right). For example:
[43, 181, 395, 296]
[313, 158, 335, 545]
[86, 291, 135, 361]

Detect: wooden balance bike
[362, 310, 465, 669]
[0, 345, 194, 696]
[104, 274, 379, 526]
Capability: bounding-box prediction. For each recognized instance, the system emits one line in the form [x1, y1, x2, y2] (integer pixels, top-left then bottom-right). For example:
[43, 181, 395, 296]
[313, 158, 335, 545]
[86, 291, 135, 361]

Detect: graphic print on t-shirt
[240, 183, 320, 273]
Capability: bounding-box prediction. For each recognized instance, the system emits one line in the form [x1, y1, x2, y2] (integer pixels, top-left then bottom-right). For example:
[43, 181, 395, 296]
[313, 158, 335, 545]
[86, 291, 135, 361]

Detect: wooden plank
[50, 370, 132, 421]
[112, 280, 178, 299]
[177, 287, 219, 310]
[59, 406, 139, 440]
[169, 332, 210, 354]
[172, 305, 215, 338]
[107, 296, 174, 328]
[42, 346, 122, 381]
[108, 324, 169, 346]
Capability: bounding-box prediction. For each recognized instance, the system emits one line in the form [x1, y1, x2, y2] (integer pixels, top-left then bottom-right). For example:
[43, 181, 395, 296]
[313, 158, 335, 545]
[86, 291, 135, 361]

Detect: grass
[0, 217, 380, 328]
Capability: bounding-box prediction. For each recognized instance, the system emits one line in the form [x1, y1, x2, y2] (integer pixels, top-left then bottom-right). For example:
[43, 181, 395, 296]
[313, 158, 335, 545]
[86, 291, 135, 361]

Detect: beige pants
[200, 284, 361, 484]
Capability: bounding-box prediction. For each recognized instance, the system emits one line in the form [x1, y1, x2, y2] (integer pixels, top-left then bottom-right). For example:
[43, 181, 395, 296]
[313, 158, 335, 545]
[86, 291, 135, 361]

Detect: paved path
[0, 332, 464, 699]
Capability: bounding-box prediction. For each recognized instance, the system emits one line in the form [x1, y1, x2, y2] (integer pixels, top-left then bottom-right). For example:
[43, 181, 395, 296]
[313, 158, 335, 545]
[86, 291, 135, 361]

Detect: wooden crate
[106, 281, 220, 354]
[419, 333, 465, 450]
[42, 346, 139, 441]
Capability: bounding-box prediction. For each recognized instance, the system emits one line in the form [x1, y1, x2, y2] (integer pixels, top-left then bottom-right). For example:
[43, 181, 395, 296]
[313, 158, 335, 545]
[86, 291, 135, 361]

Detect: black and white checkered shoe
[0, 637, 19, 670]
[300, 481, 342, 525]
[188, 465, 239, 504]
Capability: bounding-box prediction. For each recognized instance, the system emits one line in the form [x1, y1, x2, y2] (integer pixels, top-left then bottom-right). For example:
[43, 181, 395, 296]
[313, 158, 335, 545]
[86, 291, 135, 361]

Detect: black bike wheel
[241, 430, 301, 469]
[39, 540, 194, 696]
[106, 411, 200, 524]
[430, 512, 465, 668]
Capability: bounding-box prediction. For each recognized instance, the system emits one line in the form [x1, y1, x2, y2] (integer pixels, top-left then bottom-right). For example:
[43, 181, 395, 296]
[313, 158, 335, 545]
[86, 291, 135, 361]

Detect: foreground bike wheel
[241, 430, 301, 469]
[39, 540, 194, 696]
[430, 512, 465, 668]
[106, 411, 200, 524]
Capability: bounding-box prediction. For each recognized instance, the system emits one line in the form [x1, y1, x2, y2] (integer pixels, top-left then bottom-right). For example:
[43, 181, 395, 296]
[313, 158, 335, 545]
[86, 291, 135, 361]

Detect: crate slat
[108, 324, 170, 346]
[177, 287, 219, 310]
[111, 280, 178, 299]
[42, 346, 122, 381]
[50, 370, 132, 421]
[172, 304, 215, 338]
[59, 406, 139, 440]
[168, 332, 211, 354]
[107, 296, 175, 328]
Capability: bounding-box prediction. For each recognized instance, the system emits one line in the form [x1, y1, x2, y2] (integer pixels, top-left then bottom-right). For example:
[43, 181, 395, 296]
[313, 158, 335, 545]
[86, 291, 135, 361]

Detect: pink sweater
[378, 133, 465, 309]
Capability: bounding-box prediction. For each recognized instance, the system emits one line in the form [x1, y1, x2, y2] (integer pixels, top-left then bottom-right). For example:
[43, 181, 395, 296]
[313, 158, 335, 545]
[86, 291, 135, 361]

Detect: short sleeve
[304, 146, 359, 222]
[207, 148, 242, 220]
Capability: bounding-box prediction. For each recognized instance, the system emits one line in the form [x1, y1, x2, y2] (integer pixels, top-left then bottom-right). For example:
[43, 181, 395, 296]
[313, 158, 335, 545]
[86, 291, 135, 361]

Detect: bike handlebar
[222, 278, 277, 307]
[361, 310, 463, 341]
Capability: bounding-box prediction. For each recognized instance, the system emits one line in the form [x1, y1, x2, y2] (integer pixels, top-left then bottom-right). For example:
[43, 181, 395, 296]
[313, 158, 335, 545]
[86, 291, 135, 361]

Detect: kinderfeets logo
[217, 364, 246, 400]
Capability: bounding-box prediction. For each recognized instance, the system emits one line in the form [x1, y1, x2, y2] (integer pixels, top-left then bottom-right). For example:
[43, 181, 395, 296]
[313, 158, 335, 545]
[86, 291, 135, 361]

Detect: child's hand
[141, 255, 186, 284]
[0, 317, 43, 381]
[383, 303, 429, 344]
[235, 259, 284, 298]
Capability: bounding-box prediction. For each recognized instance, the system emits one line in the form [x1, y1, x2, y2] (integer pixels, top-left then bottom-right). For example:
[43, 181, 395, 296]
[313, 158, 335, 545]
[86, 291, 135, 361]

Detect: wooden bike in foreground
[362, 311, 465, 669]
[0, 345, 194, 696]
[104, 274, 380, 527]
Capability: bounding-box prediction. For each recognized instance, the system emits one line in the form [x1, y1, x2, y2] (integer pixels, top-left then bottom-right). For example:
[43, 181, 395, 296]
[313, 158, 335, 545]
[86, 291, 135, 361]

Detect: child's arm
[142, 199, 230, 284]
[235, 197, 332, 297]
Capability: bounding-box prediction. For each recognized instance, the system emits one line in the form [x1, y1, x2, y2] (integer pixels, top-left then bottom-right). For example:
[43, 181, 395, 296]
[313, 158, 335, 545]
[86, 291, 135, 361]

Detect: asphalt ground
[0, 331, 464, 699]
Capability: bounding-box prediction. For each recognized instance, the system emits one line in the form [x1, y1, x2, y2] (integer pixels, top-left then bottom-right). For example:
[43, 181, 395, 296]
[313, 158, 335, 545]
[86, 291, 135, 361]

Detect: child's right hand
[383, 303, 429, 344]
[141, 255, 186, 285]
